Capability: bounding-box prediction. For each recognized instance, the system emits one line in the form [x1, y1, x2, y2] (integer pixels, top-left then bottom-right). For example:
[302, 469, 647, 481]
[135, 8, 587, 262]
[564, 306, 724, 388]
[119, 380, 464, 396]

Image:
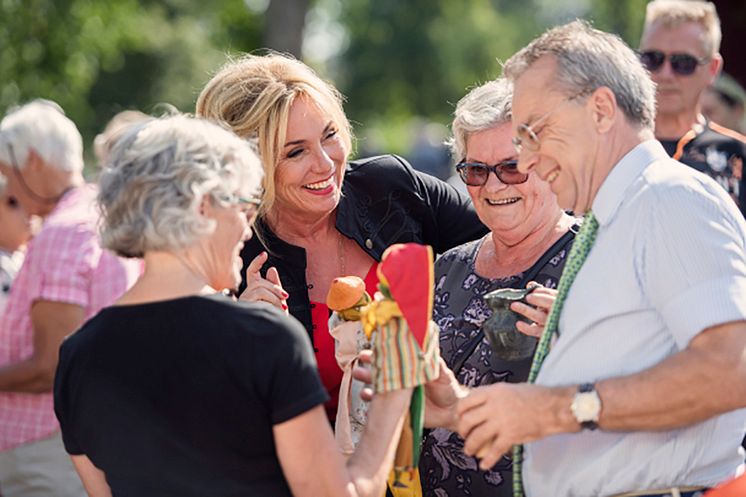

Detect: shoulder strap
[450, 225, 578, 377]
[517, 225, 578, 288]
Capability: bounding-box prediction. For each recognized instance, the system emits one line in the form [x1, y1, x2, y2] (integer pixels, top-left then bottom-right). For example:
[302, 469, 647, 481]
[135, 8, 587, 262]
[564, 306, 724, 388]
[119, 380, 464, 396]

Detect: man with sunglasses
[640, 0, 746, 217]
[0, 101, 140, 497]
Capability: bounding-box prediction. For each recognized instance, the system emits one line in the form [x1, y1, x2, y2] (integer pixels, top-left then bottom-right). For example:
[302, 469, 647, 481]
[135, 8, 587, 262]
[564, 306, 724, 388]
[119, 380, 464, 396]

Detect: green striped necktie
[512, 211, 600, 497]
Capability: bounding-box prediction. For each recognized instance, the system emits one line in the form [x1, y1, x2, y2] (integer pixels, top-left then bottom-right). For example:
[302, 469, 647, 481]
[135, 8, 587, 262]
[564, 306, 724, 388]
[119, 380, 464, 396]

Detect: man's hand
[456, 382, 575, 470]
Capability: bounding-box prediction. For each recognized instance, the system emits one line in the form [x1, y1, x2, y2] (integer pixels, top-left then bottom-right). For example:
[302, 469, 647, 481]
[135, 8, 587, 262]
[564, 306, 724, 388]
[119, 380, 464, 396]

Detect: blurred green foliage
[0, 0, 261, 165]
[0, 0, 650, 165]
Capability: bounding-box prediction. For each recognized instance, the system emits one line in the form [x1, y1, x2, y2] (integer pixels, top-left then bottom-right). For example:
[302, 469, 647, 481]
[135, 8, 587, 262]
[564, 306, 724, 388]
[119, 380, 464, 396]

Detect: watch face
[571, 391, 601, 422]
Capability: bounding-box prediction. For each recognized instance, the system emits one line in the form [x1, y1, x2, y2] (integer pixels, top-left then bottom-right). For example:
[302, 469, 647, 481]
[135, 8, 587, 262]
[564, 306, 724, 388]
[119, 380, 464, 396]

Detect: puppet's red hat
[377, 243, 434, 347]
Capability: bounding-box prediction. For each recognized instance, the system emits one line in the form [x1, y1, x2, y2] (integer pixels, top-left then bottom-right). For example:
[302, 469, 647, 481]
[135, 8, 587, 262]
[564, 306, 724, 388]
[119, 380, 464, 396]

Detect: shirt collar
[591, 140, 669, 226]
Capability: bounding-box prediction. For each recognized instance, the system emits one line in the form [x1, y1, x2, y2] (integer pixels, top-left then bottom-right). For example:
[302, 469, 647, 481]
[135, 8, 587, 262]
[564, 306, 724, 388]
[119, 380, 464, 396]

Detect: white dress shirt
[524, 140, 746, 497]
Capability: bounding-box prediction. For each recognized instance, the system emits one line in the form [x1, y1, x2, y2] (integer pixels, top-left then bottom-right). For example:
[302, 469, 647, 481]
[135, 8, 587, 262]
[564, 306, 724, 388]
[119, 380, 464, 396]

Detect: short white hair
[98, 114, 264, 258]
[0, 99, 84, 173]
[449, 79, 513, 163]
[643, 0, 721, 56]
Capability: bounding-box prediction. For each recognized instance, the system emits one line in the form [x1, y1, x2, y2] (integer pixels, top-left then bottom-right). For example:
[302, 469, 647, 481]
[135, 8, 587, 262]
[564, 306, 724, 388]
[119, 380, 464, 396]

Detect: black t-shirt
[54, 294, 328, 497]
[659, 121, 746, 217]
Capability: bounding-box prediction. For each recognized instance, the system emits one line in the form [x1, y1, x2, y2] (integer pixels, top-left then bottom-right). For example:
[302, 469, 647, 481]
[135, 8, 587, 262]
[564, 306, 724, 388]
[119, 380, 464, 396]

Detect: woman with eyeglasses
[418, 78, 578, 497]
[196, 53, 487, 426]
[0, 173, 32, 316]
[53, 115, 422, 497]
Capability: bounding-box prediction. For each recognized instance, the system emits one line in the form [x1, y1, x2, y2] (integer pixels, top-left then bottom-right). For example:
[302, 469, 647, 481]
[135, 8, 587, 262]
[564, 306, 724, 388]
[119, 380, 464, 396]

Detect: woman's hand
[353, 350, 466, 431]
[509, 282, 557, 338]
[240, 251, 289, 314]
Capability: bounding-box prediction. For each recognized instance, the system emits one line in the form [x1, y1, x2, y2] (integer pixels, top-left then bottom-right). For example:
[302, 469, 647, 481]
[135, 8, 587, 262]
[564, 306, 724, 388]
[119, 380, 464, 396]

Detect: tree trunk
[263, 0, 312, 58]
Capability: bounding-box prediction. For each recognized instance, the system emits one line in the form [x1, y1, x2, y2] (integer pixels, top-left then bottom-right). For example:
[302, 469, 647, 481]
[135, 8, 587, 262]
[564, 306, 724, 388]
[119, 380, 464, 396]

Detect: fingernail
[281, 291, 289, 298]
[282, 303, 288, 310]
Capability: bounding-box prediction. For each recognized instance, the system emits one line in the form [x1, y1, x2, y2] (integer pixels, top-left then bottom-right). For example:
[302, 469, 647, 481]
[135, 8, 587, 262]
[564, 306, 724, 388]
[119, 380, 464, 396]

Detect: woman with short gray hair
[418, 79, 578, 497]
[53, 114, 414, 497]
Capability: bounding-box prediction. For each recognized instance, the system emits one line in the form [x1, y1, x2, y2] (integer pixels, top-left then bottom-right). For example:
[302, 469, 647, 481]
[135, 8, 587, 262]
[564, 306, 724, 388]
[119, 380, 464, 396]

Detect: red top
[310, 263, 379, 422]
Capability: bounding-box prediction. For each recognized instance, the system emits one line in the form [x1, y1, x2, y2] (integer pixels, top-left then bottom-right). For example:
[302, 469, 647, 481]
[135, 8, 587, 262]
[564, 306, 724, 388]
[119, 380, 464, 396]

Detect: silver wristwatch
[570, 383, 601, 430]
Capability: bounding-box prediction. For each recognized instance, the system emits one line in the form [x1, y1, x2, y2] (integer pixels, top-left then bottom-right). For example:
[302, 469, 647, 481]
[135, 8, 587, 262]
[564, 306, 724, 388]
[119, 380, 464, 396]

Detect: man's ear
[706, 54, 723, 85]
[589, 86, 617, 134]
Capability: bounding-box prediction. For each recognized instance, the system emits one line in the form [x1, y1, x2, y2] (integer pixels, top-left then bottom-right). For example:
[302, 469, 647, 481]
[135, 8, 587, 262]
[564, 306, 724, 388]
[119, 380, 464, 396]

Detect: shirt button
[365, 238, 373, 249]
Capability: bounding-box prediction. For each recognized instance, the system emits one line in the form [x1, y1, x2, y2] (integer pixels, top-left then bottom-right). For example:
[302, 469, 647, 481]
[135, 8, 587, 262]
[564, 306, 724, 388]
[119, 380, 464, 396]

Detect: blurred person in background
[54, 114, 414, 497]
[639, 0, 746, 216]
[406, 119, 452, 181]
[93, 109, 151, 168]
[0, 100, 140, 497]
[701, 73, 746, 134]
[418, 78, 576, 497]
[0, 174, 32, 316]
[196, 53, 487, 424]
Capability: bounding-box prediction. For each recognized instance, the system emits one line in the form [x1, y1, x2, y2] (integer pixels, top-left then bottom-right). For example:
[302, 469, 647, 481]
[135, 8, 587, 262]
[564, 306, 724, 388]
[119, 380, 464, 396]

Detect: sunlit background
[0, 0, 743, 178]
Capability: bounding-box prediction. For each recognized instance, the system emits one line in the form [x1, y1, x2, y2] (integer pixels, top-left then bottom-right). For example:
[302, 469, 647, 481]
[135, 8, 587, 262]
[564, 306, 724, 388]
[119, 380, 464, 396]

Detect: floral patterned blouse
[419, 229, 576, 497]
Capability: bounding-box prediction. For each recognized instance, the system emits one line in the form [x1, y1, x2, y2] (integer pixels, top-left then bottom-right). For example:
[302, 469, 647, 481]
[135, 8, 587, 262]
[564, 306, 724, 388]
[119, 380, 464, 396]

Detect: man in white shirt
[454, 20, 746, 497]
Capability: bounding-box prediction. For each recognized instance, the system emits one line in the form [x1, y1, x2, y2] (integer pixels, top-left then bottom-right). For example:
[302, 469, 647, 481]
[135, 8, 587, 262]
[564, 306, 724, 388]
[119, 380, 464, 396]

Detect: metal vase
[481, 287, 538, 361]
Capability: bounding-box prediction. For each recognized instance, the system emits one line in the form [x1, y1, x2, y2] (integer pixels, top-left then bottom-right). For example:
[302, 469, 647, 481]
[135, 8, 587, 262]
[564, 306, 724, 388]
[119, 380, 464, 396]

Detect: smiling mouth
[304, 176, 334, 191]
[486, 197, 520, 206]
[546, 170, 560, 183]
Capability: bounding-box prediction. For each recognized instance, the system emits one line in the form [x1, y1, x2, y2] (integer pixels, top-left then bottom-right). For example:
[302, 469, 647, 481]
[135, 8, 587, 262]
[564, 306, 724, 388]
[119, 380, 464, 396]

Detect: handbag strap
[450, 226, 579, 377]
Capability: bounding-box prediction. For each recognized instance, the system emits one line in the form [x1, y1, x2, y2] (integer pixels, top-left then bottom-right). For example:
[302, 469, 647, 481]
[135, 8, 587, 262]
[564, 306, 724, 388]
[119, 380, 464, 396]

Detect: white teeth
[487, 197, 520, 206]
[304, 177, 333, 190]
[546, 170, 560, 183]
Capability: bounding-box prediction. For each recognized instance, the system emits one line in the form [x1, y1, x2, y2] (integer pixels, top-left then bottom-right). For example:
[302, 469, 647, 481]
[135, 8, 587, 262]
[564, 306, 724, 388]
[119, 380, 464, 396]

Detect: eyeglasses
[456, 159, 528, 186]
[638, 50, 708, 76]
[220, 193, 261, 220]
[512, 94, 585, 155]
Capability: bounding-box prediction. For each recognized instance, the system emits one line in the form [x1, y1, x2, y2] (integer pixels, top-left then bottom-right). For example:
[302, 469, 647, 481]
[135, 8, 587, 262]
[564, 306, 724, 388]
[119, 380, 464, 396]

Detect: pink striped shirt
[0, 185, 140, 451]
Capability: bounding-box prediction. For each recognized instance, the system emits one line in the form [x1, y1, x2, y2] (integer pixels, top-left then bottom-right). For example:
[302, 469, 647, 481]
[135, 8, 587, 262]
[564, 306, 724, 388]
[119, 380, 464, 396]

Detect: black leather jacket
[239, 154, 488, 343]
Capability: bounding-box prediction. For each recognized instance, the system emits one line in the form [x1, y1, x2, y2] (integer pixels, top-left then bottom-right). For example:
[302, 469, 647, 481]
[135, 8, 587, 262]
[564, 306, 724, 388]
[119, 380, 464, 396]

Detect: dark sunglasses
[456, 160, 528, 186]
[638, 50, 708, 76]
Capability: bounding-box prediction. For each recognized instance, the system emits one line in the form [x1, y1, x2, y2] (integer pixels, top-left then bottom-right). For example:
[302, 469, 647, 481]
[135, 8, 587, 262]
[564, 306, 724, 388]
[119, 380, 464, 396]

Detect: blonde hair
[94, 110, 152, 167]
[196, 53, 352, 218]
[643, 0, 721, 56]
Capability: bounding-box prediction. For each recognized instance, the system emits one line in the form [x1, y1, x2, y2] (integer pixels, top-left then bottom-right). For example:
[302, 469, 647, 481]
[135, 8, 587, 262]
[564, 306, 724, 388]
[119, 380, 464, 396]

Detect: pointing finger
[245, 251, 269, 281]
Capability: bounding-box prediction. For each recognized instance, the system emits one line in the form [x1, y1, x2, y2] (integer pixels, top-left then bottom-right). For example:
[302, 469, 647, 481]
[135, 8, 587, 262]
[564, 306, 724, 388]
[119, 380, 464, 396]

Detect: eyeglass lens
[639, 50, 702, 76]
[458, 161, 528, 186]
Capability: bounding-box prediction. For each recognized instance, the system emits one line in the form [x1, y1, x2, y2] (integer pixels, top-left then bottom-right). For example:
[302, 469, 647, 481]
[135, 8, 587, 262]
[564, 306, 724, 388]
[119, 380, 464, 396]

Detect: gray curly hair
[98, 114, 263, 258]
